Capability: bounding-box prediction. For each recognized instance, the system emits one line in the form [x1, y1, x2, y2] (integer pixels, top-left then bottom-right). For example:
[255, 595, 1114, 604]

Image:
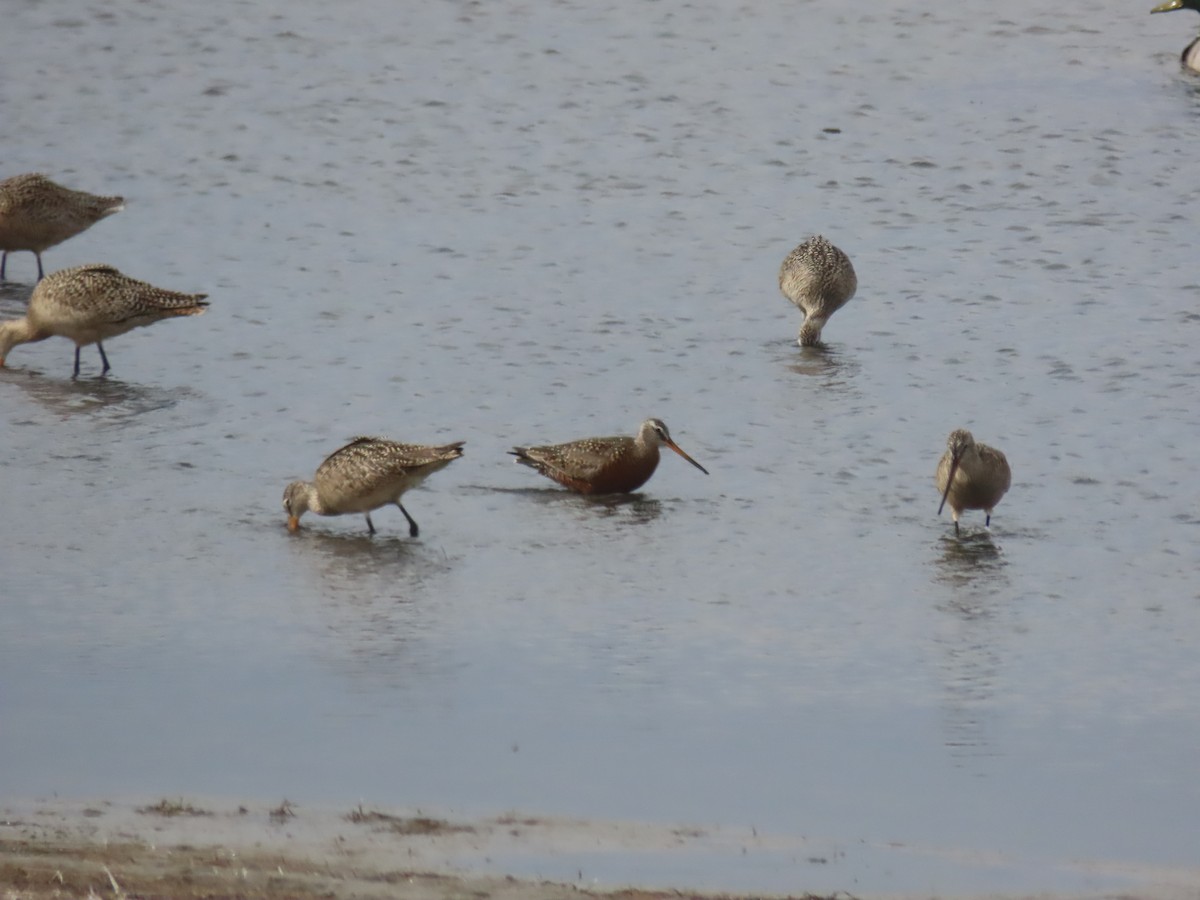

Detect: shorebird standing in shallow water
[1151, 0, 1200, 72]
[0, 263, 208, 378]
[778, 235, 857, 346]
[936, 429, 1012, 534]
[510, 418, 709, 494]
[0, 174, 124, 281]
[284, 437, 465, 537]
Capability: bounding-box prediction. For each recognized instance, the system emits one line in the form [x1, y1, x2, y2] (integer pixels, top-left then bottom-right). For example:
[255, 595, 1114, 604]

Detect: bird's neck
[303, 483, 329, 516]
[0, 318, 47, 361]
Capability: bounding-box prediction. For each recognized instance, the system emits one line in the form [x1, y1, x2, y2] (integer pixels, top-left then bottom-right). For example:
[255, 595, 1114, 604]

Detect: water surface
[2, 1, 1199, 895]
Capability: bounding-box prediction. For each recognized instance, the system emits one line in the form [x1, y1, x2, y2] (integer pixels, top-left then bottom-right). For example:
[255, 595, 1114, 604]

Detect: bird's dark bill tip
[666, 441, 709, 475]
[938, 459, 959, 515]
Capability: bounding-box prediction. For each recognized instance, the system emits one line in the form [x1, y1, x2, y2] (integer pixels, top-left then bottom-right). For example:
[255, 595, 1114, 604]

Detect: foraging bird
[936, 429, 1012, 534]
[778, 235, 857, 346]
[510, 418, 709, 494]
[1151, 0, 1200, 71]
[0, 263, 208, 378]
[0, 174, 124, 281]
[283, 437, 465, 537]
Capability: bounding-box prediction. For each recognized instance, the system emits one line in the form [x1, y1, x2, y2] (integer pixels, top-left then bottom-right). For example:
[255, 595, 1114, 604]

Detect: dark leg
[1, 251, 7, 280]
[985, 513, 991, 528]
[397, 502, 419, 538]
[365, 513, 376, 535]
[954, 519, 960, 535]
[35, 252, 44, 282]
[73, 345, 82, 379]
[97, 342, 111, 376]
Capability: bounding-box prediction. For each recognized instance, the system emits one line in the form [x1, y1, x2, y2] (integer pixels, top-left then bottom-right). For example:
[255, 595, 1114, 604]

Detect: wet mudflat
[2, 1, 1199, 896]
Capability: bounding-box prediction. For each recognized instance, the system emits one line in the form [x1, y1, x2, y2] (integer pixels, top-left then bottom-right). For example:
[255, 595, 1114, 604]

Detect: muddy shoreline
[4, 796, 1199, 900]
[0, 796, 822, 900]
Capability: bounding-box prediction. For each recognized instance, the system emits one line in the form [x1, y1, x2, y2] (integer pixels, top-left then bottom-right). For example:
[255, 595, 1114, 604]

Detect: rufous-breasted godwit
[510, 418, 708, 494]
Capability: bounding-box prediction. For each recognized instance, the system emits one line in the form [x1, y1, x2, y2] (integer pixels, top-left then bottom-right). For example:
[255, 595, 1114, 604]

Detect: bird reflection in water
[587, 493, 663, 525]
[0, 368, 185, 424]
[931, 530, 1014, 770]
[286, 523, 449, 584]
[284, 528, 454, 689]
[502, 481, 667, 525]
[934, 530, 1007, 589]
[782, 343, 861, 393]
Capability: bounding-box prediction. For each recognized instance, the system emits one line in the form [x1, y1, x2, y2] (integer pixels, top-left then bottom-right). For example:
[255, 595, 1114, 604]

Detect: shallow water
[2, 0, 1200, 894]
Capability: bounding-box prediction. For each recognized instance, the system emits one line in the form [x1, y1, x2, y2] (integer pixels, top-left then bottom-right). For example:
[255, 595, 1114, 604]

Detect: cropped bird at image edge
[0, 173, 124, 281]
[0, 263, 208, 378]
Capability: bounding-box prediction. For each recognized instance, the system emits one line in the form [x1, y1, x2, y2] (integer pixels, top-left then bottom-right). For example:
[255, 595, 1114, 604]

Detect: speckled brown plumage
[778, 235, 857, 346]
[0, 263, 208, 377]
[0, 174, 124, 281]
[284, 437, 465, 537]
[936, 429, 1012, 533]
[510, 418, 708, 494]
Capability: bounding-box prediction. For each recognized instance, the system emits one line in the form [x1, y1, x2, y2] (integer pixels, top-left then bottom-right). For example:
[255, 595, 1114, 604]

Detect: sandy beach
[1, 796, 834, 900]
[5, 796, 1200, 900]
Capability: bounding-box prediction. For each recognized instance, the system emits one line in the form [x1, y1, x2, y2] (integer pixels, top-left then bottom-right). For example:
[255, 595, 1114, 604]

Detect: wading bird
[1151, 0, 1200, 72]
[284, 437, 465, 537]
[0, 173, 124, 281]
[0, 263, 208, 377]
[510, 418, 708, 494]
[936, 429, 1012, 533]
[778, 235, 857, 346]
